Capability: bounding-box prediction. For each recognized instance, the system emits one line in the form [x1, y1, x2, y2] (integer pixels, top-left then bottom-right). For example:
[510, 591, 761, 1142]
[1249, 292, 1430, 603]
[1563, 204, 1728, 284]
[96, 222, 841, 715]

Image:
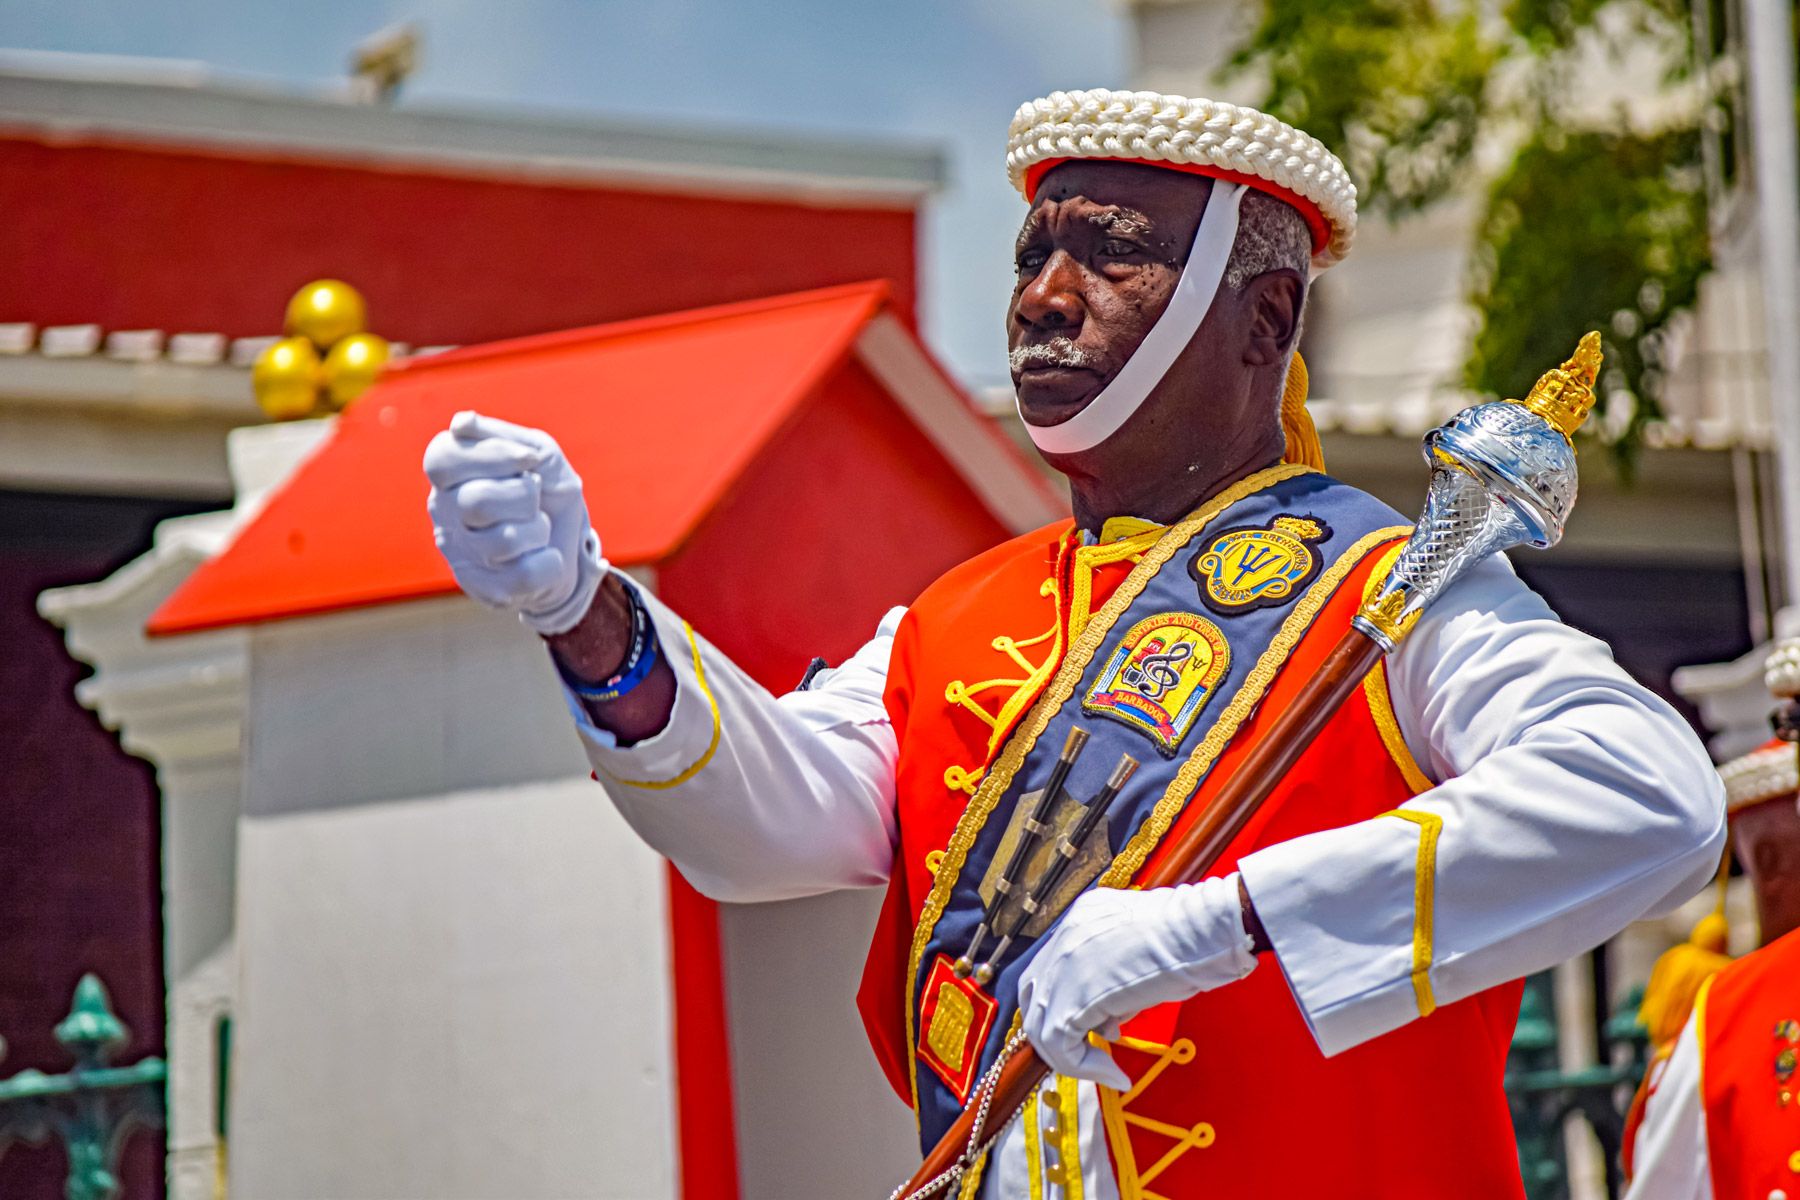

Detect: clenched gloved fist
[1017, 873, 1258, 1090]
[424, 411, 606, 636]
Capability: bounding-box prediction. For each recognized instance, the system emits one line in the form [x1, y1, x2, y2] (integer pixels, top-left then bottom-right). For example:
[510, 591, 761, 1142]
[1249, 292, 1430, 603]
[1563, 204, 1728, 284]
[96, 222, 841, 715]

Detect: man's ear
[1243, 269, 1306, 367]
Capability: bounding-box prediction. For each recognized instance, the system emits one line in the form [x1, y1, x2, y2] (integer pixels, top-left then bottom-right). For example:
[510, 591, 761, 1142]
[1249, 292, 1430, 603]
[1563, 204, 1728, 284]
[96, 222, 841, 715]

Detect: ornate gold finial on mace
[1355, 331, 1606, 652]
[1516, 330, 1603, 440]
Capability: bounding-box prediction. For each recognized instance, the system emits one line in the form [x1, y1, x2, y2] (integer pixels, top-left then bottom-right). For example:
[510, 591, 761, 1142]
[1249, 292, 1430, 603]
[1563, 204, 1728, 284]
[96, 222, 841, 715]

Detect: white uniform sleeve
[1623, 1017, 1711, 1200]
[1238, 553, 1727, 1055]
[566, 577, 902, 903]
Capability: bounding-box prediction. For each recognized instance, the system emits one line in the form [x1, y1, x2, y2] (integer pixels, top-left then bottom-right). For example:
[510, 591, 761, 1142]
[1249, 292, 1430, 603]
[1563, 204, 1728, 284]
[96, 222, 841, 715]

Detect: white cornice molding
[1673, 639, 1778, 761]
[37, 421, 331, 770]
[0, 64, 945, 208]
[0, 352, 254, 418]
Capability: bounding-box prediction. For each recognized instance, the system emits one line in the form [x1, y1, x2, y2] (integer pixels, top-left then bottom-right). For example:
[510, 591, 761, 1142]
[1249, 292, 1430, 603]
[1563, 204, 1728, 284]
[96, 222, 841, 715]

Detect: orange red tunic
[858, 503, 1527, 1196]
[1699, 926, 1800, 1197]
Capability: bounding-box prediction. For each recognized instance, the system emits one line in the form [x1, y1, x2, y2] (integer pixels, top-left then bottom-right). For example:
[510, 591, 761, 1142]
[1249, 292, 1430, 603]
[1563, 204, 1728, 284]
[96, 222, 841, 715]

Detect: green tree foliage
[1229, 0, 1732, 467]
[1232, 0, 1497, 215]
[1468, 128, 1710, 452]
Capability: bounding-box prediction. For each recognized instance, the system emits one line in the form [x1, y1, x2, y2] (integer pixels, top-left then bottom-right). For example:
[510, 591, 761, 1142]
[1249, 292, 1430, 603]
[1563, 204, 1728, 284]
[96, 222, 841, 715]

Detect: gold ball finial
[285, 279, 367, 350]
[321, 332, 392, 410]
[252, 337, 324, 421]
[1517, 331, 1603, 440]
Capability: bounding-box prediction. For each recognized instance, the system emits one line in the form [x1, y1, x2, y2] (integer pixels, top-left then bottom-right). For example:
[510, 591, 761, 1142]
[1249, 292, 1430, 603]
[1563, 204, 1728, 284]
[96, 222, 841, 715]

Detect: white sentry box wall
[228, 593, 916, 1197]
[230, 597, 679, 1198]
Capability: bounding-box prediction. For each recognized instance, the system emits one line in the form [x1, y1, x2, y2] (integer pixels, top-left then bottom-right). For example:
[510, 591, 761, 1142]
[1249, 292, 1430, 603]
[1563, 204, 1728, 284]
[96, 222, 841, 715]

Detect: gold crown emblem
[1515, 331, 1603, 440]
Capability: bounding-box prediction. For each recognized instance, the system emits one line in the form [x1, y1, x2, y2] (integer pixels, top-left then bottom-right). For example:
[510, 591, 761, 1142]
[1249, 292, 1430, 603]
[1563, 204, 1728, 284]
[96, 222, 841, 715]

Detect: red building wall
[655, 360, 1018, 1197]
[0, 136, 919, 345]
[0, 124, 926, 1199]
[659, 358, 1014, 689]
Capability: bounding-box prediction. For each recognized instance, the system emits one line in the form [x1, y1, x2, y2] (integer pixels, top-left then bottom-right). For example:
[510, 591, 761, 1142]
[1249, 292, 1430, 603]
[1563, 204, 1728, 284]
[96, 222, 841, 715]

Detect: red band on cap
[1024, 156, 1331, 257]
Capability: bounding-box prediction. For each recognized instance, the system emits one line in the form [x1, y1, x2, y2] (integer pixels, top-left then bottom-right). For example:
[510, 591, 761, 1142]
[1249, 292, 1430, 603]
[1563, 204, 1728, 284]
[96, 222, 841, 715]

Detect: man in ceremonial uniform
[1627, 638, 1800, 1200]
[424, 90, 1725, 1196]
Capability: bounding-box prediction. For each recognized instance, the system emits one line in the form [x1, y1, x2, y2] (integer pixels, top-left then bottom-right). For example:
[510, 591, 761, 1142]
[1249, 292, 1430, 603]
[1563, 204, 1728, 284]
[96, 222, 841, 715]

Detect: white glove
[1017, 873, 1258, 1090]
[423, 410, 606, 636]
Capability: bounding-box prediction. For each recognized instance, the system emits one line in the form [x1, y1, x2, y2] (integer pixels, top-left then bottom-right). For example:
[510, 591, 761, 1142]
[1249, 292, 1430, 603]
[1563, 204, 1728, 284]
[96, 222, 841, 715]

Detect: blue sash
[906, 467, 1410, 1144]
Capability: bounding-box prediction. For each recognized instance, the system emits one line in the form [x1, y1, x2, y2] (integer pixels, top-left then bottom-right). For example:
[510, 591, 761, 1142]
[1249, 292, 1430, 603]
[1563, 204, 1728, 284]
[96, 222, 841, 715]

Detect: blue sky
[2, 0, 1130, 387]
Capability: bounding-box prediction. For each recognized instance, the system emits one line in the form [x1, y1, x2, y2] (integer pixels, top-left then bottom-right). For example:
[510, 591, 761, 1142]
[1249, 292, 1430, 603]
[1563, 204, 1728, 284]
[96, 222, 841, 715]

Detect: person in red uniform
[1627, 637, 1800, 1200]
[424, 90, 1725, 1195]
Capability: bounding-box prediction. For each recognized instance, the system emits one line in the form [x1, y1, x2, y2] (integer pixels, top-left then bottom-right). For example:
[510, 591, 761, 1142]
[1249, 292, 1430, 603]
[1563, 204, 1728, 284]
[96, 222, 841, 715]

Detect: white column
[37, 419, 333, 1200]
[1746, 0, 1800, 601]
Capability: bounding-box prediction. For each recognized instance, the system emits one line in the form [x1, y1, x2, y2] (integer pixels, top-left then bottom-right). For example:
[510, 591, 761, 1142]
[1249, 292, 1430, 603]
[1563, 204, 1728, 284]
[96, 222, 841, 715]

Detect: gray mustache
[1010, 339, 1096, 372]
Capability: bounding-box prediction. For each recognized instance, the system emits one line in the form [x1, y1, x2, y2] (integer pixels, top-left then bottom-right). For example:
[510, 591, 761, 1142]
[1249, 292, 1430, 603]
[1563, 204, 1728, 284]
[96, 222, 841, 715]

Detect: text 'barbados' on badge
[1082, 613, 1231, 756]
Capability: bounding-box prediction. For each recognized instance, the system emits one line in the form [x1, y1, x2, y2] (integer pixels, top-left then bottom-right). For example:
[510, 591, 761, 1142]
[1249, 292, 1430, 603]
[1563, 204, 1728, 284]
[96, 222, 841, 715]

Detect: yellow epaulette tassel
[1280, 350, 1326, 471]
[1637, 873, 1732, 1055]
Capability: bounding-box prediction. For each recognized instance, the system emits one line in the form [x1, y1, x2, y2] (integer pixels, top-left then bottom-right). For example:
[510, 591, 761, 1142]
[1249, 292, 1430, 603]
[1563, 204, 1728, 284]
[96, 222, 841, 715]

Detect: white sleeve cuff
[1237, 814, 1432, 1056]
[562, 581, 719, 786]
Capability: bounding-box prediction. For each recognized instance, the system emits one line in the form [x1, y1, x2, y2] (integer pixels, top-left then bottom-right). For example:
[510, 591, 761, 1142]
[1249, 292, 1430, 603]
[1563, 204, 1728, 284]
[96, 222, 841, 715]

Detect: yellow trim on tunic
[956, 1152, 988, 1199]
[1056, 1074, 1086, 1200]
[1068, 527, 1163, 642]
[598, 623, 721, 790]
[1098, 515, 1165, 544]
[1379, 808, 1444, 1017]
[1095, 1036, 1215, 1200]
[1023, 1086, 1045, 1200]
[1097, 1079, 1142, 1200]
[1363, 659, 1435, 795]
[1358, 539, 1435, 795]
[983, 582, 1066, 757]
[903, 463, 1314, 1113]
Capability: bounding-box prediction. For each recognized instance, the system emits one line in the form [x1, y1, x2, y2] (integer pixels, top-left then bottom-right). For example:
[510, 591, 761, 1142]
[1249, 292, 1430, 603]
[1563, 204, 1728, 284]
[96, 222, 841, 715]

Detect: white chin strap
[1020, 180, 1247, 456]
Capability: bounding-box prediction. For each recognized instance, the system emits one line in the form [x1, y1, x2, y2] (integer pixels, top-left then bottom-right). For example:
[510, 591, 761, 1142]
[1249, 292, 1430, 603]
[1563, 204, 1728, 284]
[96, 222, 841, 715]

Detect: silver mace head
[1354, 332, 1603, 653]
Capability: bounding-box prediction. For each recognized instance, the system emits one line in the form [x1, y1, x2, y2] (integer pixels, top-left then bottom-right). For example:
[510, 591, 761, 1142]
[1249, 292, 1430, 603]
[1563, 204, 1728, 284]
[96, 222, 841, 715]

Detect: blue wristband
[563, 588, 662, 704]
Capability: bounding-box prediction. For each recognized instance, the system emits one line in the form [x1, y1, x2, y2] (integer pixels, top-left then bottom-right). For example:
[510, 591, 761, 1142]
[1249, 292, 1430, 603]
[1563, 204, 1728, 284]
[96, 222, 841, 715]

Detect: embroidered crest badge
[1192, 515, 1331, 614]
[1082, 613, 1231, 756]
[917, 953, 999, 1102]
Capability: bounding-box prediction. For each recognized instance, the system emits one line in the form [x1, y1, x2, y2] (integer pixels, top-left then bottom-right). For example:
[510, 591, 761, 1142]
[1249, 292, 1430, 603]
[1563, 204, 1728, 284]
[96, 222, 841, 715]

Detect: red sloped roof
[147, 282, 892, 635]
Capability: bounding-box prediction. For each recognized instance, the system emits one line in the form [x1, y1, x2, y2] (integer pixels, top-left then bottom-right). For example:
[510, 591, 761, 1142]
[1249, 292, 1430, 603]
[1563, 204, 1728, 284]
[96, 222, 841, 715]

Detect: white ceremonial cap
[1006, 89, 1359, 268]
[1720, 739, 1797, 815]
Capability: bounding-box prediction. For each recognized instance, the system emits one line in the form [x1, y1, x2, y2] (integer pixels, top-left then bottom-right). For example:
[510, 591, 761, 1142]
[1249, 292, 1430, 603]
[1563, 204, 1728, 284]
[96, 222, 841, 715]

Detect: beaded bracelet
[564, 586, 662, 704]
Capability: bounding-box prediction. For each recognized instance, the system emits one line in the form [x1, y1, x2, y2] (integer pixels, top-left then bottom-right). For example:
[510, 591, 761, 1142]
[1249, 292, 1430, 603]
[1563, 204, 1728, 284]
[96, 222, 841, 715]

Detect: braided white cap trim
[1006, 89, 1358, 267]
[1766, 636, 1800, 699]
[1720, 741, 1798, 812]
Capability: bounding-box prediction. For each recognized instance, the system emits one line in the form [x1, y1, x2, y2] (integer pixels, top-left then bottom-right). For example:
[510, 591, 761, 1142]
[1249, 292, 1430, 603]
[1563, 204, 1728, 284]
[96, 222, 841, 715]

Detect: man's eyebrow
[1015, 209, 1046, 253]
[1014, 205, 1157, 254]
[1086, 209, 1153, 238]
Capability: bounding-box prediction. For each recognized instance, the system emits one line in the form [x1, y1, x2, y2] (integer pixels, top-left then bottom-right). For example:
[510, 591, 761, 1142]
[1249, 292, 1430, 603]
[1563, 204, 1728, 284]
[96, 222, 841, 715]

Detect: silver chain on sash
[888, 1031, 1033, 1200]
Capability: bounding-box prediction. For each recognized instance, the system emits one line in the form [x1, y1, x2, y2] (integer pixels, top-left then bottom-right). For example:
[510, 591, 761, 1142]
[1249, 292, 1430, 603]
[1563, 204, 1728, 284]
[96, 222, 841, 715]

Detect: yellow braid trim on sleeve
[1280, 351, 1326, 471]
[1379, 808, 1443, 1018]
[1360, 539, 1435, 795]
[597, 623, 721, 790]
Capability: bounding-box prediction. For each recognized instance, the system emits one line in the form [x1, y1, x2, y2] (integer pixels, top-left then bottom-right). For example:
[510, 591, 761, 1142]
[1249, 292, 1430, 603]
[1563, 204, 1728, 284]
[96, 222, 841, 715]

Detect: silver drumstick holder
[1354, 332, 1603, 654]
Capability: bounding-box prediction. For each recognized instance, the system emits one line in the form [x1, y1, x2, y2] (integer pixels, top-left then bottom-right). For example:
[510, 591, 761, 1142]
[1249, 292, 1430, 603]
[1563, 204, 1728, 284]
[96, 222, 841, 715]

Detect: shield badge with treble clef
[1082, 613, 1231, 756]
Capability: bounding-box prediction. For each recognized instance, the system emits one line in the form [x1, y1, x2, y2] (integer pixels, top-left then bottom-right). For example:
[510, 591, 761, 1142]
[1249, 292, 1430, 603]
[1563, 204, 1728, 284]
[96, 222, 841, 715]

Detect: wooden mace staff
[892, 332, 1605, 1200]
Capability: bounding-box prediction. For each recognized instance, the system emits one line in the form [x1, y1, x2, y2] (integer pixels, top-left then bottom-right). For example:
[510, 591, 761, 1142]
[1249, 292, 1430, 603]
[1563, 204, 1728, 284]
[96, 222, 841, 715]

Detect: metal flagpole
[1744, 0, 1800, 605]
